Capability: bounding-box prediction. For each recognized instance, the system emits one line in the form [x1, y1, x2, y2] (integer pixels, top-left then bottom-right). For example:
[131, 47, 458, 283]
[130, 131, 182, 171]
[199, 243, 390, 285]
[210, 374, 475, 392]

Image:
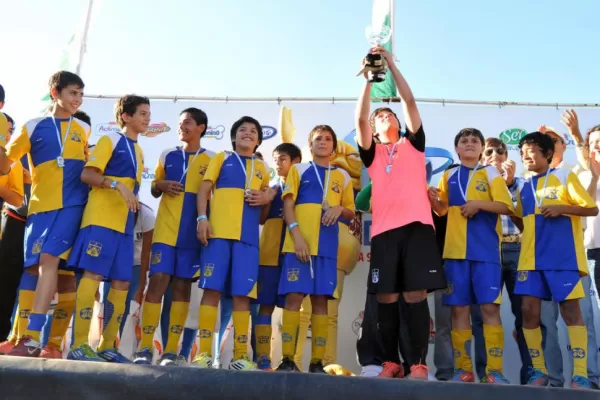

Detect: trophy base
[367, 71, 387, 83]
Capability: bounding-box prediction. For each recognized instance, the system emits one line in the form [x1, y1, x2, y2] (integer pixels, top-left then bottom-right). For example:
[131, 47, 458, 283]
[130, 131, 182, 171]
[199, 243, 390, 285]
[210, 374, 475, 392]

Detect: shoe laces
[410, 363, 429, 374]
[382, 362, 403, 377]
[81, 344, 99, 358]
[572, 375, 591, 387]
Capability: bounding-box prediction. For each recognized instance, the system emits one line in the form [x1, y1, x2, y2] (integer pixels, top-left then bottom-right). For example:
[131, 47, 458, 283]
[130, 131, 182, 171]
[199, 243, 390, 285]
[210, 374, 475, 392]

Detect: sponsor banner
[82, 98, 600, 378]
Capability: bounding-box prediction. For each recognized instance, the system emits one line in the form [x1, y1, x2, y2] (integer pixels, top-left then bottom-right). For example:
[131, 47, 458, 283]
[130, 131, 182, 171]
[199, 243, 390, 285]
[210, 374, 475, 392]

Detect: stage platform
[0, 356, 597, 400]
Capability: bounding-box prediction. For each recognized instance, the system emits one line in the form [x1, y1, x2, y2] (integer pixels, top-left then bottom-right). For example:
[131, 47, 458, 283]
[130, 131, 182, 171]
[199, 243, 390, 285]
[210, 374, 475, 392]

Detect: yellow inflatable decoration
[278, 106, 363, 369]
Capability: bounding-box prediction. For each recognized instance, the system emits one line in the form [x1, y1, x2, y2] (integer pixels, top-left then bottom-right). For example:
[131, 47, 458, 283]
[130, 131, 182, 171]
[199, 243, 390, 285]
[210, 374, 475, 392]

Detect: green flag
[370, 0, 397, 101]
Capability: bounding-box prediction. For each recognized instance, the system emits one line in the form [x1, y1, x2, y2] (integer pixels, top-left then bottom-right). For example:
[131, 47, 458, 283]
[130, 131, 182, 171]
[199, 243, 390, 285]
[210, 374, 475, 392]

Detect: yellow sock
[164, 301, 189, 354]
[483, 324, 504, 373]
[310, 314, 328, 364]
[255, 324, 272, 359]
[523, 327, 547, 374]
[139, 302, 161, 350]
[198, 305, 217, 356]
[48, 292, 76, 349]
[97, 288, 127, 352]
[451, 329, 473, 372]
[7, 306, 19, 342]
[281, 309, 300, 359]
[232, 310, 250, 361]
[567, 325, 588, 378]
[17, 290, 35, 340]
[72, 278, 100, 349]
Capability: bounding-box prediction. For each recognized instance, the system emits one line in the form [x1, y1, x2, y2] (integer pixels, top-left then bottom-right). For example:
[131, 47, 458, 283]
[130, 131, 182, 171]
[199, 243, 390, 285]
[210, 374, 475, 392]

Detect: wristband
[110, 180, 119, 190]
[288, 222, 298, 230]
[197, 215, 207, 221]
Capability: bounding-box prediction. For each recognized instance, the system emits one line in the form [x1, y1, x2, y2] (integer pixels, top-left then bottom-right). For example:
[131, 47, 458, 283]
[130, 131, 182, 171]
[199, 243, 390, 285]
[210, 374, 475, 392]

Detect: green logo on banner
[499, 128, 528, 145]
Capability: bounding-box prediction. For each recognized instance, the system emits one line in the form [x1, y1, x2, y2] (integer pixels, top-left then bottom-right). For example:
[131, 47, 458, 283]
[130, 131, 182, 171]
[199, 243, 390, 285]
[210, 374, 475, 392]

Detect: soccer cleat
[6, 336, 42, 358]
[308, 361, 326, 374]
[377, 362, 404, 378]
[408, 363, 429, 380]
[40, 345, 63, 359]
[450, 369, 475, 383]
[191, 352, 213, 369]
[571, 375, 592, 389]
[256, 355, 272, 371]
[97, 349, 132, 363]
[276, 357, 300, 372]
[67, 344, 103, 362]
[132, 348, 153, 365]
[158, 352, 187, 367]
[486, 370, 510, 384]
[0, 339, 16, 355]
[229, 356, 257, 371]
[526, 369, 549, 386]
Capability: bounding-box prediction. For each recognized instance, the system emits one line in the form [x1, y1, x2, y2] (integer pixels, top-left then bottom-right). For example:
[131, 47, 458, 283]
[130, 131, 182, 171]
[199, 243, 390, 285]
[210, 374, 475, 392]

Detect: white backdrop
[82, 97, 600, 380]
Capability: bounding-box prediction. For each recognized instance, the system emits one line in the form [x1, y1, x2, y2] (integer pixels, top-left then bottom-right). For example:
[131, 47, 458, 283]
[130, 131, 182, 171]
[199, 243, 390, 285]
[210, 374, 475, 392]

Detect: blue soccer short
[514, 270, 584, 302]
[24, 206, 84, 268]
[199, 238, 259, 299]
[278, 253, 338, 298]
[68, 225, 134, 282]
[149, 243, 201, 280]
[255, 265, 285, 307]
[442, 259, 502, 306]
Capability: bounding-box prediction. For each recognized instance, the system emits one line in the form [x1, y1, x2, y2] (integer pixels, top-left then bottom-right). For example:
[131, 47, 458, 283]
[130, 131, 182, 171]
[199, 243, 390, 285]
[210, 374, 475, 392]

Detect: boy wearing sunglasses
[476, 138, 534, 384]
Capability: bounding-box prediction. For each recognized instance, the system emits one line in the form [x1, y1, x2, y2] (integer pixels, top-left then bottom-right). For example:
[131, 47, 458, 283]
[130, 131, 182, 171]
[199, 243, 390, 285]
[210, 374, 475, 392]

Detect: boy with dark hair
[133, 107, 214, 366]
[356, 46, 446, 380]
[513, 131, 598, 389]
[195, 116, 271, 371]
[277, 125, 355, 373]
[66, 94, 148, 362]
[6, 71, 89, 358]
[429, 128, 514, 383]
[254, 142, 302, 370]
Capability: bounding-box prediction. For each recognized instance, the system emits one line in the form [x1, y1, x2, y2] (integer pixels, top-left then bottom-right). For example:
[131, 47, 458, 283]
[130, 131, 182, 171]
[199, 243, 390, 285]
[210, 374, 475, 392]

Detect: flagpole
[76, 0, 94, 75]
[390, 0, 398, 61]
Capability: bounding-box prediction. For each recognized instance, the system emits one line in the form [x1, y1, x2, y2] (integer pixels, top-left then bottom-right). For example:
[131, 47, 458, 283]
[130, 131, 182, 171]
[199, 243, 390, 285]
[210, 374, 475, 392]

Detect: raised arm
[355, 81, 373, 150]
[372, 46, 421, 133]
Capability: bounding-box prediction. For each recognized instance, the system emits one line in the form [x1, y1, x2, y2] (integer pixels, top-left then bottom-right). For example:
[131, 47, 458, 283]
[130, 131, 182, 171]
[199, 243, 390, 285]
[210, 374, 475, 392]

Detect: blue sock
[40, 315, 53, 346]
[179, 328, 197, 360]
[27, 313, 47, 334]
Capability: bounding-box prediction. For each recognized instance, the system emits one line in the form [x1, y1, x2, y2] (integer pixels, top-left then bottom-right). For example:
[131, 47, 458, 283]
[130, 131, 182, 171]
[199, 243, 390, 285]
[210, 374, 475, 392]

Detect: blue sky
[1, 0, 599, 125]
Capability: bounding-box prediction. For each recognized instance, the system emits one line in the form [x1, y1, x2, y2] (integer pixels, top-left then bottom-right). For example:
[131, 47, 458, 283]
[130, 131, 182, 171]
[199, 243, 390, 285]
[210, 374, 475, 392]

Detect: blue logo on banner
[262, 126, 278, 140]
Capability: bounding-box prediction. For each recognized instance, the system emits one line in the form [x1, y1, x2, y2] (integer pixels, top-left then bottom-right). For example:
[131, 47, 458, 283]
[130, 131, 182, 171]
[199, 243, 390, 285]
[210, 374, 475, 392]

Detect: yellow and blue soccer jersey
[437, 164, 514, 263]
[0, 112, 8, 149]
[514, 168, 594, 274]
[5, 116, 90, 215]
[259, 182, 286, 266]
[203, 151, 270, 247]
[152, 146, 214, 248]
[0, 160, 25, 199]
[81, 132, 143, 235]
[281, 163, 355, 259]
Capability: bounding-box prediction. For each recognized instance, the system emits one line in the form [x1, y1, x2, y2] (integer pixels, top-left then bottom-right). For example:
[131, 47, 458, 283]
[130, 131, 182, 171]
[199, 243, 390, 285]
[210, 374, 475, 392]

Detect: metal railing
[83, 95, 600, 108]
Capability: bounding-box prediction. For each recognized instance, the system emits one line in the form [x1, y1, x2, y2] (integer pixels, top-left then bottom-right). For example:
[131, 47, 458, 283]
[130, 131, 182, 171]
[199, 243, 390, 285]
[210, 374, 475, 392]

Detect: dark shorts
[368, 222, 446, 294]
